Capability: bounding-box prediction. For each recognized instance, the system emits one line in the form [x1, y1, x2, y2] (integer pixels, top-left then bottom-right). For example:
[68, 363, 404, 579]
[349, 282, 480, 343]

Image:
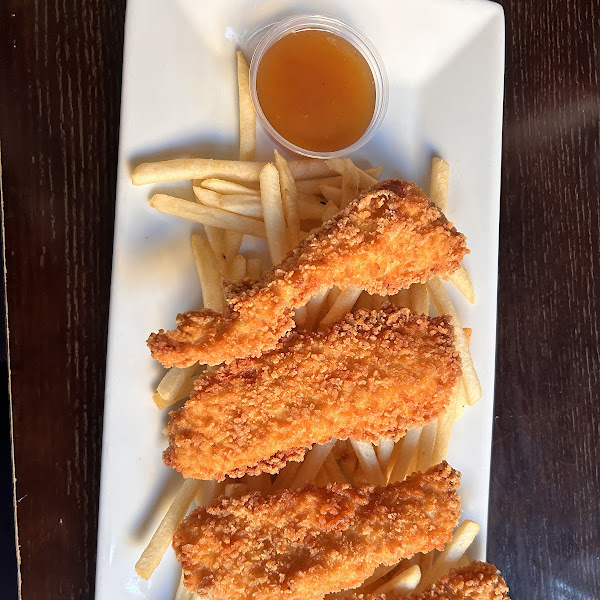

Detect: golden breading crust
[173, 463, 461, 600]
[148, 180, 468, 367]
[346, 561, 510, 600]
[163, 306, 461, 481]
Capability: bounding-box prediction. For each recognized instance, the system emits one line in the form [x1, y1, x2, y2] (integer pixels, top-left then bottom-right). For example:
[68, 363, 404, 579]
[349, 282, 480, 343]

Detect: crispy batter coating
[164, 307, 460, 480]
[173, 463, 461, 600]
[148, 180, 468, 367]
[346, 562, 510, 600]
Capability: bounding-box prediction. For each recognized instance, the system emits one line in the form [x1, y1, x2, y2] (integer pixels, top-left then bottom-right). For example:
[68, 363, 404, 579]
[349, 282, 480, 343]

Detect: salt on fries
[133, 47, 484, 599]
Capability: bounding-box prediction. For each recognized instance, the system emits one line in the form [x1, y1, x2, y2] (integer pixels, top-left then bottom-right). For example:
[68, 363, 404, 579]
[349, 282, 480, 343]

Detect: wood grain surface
[491, 1, 600, 598]
[0, 1, 599, 599]
[0, 1, 126, 598]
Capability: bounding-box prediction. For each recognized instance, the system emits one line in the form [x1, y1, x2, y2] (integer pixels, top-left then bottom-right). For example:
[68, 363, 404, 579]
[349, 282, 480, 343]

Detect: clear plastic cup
[249, 14, 388, 159]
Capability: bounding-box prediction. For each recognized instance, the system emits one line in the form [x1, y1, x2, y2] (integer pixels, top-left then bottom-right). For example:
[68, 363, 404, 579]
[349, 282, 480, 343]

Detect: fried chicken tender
[345, 562, 510, 600]
[148, 180, 468, 367]
[173, 463, 461, 600]
[164, 306, 460, 481]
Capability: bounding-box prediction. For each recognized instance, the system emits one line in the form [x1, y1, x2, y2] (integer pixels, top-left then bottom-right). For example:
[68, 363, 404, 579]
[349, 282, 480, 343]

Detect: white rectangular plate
[96, 1, 504, 598]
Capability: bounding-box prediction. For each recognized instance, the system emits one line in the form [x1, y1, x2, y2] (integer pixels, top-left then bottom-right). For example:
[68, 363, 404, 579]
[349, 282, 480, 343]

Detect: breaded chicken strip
[164, 306, 460, 481]
[148, 180, 468, 367]
[173, 463, 461, 600]
[344, 562, 510, 600]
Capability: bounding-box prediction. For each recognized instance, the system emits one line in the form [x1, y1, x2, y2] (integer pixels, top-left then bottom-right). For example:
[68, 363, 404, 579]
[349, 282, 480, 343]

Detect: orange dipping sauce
[256, 29, 376, 153]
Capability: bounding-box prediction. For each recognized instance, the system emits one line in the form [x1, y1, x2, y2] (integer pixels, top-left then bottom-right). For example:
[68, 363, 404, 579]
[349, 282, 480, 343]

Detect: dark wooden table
[1, 1, 599, 598]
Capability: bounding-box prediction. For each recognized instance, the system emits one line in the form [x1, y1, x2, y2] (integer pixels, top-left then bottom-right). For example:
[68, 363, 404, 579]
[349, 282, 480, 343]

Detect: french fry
[388, 428, 421, 483]
[319, 183, 342, 205]
[296, 174, 345, 194]
[271, 461, 302, 492]
[294, 305, 308, 328]
[358, 564, 399, 593]
[290, 440, 337, 490]
[405, 438, 421, 476]
[341, 159, 360, 208]
[225, 483, 248, 498]
[297, 192, 323, 203]
[371, 294, 387, 310]
[133, 159, 378, 187]
[409, 282, 429, 315]
[259, 163, 287, 264]
[419, 552, 435, 576]
[224, 230, 244, 265]
[390, 289, 410, 309]
[203, 225, 226, 272]
[454, 554, 471, 569]
[154, 364, 197, 409]
[133, 159, 266, 185]
[135, 478, 201, 579]
[246, 258, 261, 280]
[294, 167, 382, 194]
[357, 168, 379, 190]
[319, 286, 363, 329]
[427, 278, 482, 404]
[304, 288, 330, 331]
[335, 439, 359, 483]
[350, 440, 386, 485]
[367, 165, 383, 181]
[174, 570, 194, 600]
[244, 472, 271, 494]
[323, 453, 348, 484]
[297, 195, 326, 220]
[375, 438, 396, 473]
[450, 266, 475, 304]
[227, 254, 246, 281]
[201, 178, 259, 195]
[317, 287, 341, 323]
[417, 520, 481, 591]
[354, 291, 372, 312]
[429, 157, 449, 212]
[150, 194, 266, 237]
[153, 393, 166, 409]
[195, 480, 223, 508]
[416, 421, 438, 472]
[314, 466, 331, 487]
[324, 157, 349, 174]
[237, 51, 256, 161]
[373, 564, 421, 595]
[274, 149, 301, 249]
[321, 200, 339, 222]
[326, 157, 379, 190]
[193, 187, 263, 218]
[431, 389, 458, 465]
[191, 234, 224, 312]
[288, 159, 336, 179]
[454, 378, 468, 420]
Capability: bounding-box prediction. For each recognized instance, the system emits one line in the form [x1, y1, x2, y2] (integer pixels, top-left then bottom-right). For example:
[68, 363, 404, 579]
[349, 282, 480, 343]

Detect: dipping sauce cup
[250, 15, 388, 158]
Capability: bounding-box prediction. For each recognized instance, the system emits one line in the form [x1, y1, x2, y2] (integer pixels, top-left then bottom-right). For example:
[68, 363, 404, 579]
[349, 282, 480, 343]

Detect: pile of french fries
[132, 51, 482, 600]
